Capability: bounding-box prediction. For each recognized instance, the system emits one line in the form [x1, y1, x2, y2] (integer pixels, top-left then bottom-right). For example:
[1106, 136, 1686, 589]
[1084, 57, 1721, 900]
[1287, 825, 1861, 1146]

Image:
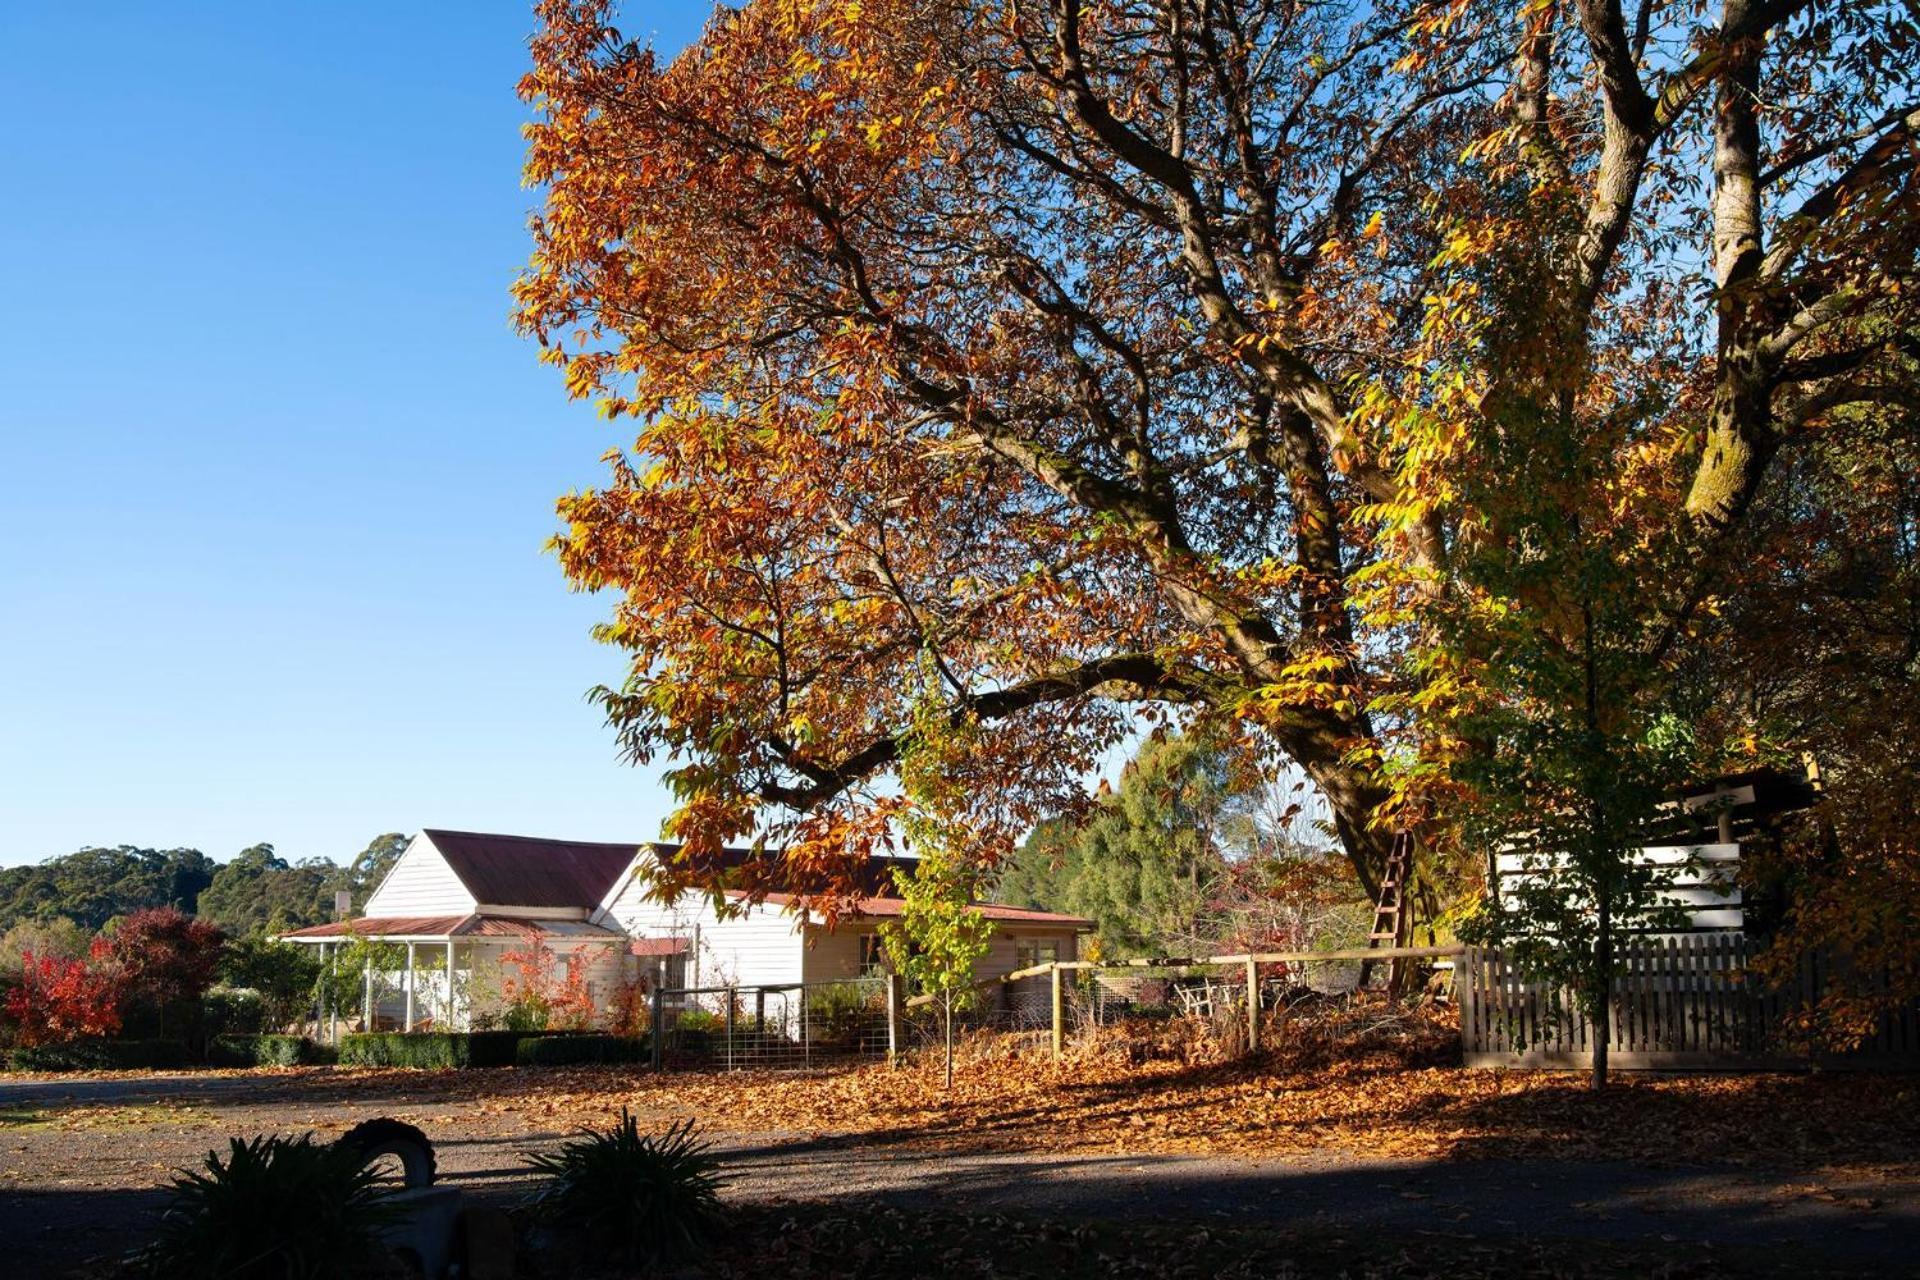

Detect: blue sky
[0, 2, 712, 868]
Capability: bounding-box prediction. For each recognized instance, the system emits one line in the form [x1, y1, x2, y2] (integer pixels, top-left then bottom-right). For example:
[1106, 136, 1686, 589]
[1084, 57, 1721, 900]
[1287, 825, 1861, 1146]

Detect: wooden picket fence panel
[1460, 934, 1920, 1070]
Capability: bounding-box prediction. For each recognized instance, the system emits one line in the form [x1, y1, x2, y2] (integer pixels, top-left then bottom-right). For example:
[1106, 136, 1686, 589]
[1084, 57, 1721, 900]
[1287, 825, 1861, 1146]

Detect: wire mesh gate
[650, 977, 894, 1070]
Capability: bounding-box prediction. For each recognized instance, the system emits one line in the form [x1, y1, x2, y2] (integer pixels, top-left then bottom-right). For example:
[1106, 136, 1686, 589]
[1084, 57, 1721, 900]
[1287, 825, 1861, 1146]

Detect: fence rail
[649, 977, 891, 1070]
[1460, 935, 1920, 1069]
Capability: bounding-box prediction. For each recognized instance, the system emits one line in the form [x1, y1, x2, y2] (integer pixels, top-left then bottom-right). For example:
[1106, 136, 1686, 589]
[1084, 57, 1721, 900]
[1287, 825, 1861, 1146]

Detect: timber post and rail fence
[897, 945, 1466, 1062]
[645, 938, 1919, 1072]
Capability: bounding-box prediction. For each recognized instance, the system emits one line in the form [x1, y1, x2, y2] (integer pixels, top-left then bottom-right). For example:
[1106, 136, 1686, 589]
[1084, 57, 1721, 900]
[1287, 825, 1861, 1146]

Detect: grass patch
[0, 1102, 211, 1132]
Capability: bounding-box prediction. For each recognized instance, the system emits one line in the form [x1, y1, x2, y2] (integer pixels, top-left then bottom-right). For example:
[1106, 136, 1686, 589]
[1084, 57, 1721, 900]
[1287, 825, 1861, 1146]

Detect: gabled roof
[364, 829, 1086, 928]
[421, 829, 642, 909]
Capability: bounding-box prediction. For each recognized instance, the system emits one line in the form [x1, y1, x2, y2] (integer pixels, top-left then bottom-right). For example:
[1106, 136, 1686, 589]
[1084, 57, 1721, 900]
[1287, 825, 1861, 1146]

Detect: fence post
[886, 972, 903, 1065]
[724, 987, 736, 1072]
[650, 986, 665, 1071]
[1245, 956, 1260, 1054]
[1050, 964, 1064, 1061]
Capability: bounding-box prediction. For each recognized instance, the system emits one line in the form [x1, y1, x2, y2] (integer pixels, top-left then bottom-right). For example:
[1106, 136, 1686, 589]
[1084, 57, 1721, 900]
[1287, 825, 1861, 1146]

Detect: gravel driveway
[2, 1070, 1911, 1278]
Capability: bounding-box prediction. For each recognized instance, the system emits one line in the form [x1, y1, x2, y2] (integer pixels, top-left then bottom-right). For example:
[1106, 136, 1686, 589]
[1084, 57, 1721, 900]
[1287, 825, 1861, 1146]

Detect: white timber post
[362, 952, 373, 1029]
[1245, 956, 1260, 1055]
[1050, 964, 1064, 1062]
[403, 943, 417, 1032]
[446, 939, 457, 1029]
[327, 943, 339, 1044]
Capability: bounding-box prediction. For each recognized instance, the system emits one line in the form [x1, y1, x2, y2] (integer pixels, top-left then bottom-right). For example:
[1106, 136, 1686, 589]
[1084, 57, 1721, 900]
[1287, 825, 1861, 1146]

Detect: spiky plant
[139, 1133, 400, 1279]
[523, 1112, 728, 1264]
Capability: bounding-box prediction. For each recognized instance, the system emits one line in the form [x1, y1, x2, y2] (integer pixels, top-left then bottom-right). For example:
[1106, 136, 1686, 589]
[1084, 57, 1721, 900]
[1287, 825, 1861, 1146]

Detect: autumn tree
[517, 0, 1917, 916]
[2, 950, 122, 1049]
[101, 908, 226, 1036]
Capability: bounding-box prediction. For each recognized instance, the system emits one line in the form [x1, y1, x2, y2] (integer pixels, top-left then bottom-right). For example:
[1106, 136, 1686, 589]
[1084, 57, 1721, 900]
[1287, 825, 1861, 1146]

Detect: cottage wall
[600, 876, 806, 990]
[364, 835, 477, 917]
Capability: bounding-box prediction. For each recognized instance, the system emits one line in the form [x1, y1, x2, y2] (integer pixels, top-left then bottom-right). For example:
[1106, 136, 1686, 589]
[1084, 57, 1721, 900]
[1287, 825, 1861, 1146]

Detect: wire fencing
[643, 948, 1463, 1073]
[649, 977, 892, 1070]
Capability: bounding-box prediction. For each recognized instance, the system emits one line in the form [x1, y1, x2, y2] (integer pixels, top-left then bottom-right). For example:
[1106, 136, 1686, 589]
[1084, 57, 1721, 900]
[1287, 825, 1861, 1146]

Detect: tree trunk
[1591, 894, 1613, 1091]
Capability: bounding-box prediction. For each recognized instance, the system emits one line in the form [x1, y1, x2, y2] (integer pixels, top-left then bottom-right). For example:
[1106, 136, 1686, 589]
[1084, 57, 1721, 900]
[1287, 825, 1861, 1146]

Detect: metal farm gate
[649, 977, 894, 1070]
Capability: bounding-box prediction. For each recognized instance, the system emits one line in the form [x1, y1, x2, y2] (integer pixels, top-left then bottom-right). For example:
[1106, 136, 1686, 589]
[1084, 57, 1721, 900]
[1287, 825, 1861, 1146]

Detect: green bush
[136, 1133, 401, 1279]
[516, 1034, 649, 1067]
[9, 1038, 193, 1072]
[199, 988, 267, 1037]
[524, 1113, 727, 1265]
[337, 1032, 471, 1069]
[676, 1008, 723, 1033]
[207, 1034, 333, 1067]
[805, 981, 883, 1047]
[465, 1029, 532, 1068]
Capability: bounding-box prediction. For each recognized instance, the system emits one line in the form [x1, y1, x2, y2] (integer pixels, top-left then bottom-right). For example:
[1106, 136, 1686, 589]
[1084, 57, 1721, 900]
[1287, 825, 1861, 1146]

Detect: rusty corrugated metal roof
[279, 913, 624, 941]
[737, 891, 1093, 929]
[422, 829, 643, 909]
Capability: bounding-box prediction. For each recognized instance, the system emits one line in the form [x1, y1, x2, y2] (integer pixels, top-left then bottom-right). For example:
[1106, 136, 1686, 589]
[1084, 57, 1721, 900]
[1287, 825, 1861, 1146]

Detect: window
[1016, 940, 1060, 970]
[859, 933, 890, 977]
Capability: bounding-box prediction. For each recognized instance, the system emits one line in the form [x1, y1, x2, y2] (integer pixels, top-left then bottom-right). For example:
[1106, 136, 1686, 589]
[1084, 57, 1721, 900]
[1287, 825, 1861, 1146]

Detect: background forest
[0, 833, 407, 955]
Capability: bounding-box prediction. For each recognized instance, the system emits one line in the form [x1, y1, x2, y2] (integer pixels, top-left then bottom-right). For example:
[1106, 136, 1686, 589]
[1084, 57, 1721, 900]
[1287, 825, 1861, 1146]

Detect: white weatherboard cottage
[281, 829, 1088, 1033]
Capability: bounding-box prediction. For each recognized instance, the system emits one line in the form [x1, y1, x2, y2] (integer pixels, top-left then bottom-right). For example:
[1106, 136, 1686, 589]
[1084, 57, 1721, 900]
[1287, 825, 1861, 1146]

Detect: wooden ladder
[1358, 830, 1416, 994]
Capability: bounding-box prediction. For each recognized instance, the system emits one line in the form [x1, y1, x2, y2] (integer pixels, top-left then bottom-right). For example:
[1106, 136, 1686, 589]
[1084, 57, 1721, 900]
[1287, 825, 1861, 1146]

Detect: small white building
[280, 828, 1088, 1032]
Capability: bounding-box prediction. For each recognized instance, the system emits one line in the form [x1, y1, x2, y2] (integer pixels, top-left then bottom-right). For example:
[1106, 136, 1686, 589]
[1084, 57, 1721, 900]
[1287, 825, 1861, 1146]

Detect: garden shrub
[515, 1033, 648, 1067]
[207, 1034, 332, 1068]
[333, 1031, 603, 1069]
[198, 987, 266, 1038]
[465, 1029, 532, 1068]
[337, 1032, 471, 1069]
[523, 1112, 727, 1265]
[136, 1133, 401, 1279]
[805, 981, 882, 1047]
[676, 1008, 723, 1033]
[8, 1037, 192, 1071]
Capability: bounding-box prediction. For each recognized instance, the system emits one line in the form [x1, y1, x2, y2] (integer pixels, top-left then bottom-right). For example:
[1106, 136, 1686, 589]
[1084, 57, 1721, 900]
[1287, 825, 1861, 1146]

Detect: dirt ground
[2, 1058, 1915, 1278]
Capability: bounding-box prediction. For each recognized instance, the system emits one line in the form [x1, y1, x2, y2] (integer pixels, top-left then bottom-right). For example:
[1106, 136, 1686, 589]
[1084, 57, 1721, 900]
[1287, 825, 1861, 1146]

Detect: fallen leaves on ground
[160, 1002, 1918, 1175]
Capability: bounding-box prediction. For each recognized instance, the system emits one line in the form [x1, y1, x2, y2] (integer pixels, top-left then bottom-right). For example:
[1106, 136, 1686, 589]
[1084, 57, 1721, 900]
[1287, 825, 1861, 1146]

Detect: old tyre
[335, 1117, 437, 1188]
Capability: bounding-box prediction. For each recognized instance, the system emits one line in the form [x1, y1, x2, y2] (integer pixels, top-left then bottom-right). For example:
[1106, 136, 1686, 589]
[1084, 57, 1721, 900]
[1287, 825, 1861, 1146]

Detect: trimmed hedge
[8, 1038, 193, 1072]
[514, 1034, 649, 1067]
[337, 1032, 473, 1068]
[207, 1034, 334, 1067]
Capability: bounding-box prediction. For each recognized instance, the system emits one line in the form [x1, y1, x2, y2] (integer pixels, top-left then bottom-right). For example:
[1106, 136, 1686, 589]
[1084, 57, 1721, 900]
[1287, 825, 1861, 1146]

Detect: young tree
[219, 936, 326, 1031]
[884, 847, 995, 1089]
[518, 0, 1916, 917]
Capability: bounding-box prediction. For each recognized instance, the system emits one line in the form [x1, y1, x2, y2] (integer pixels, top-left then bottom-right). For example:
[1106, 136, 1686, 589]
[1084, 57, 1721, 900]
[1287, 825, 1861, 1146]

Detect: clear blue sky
[0, 2, 712, 868]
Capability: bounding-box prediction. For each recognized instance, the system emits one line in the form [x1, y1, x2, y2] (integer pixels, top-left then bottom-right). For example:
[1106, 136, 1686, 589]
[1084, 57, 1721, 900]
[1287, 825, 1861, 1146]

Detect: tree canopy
[1000, 733, 1360, 957]
[0, 833, 411, 938]
[519, 0, 1915, 915]
[0, 847, 216, 933]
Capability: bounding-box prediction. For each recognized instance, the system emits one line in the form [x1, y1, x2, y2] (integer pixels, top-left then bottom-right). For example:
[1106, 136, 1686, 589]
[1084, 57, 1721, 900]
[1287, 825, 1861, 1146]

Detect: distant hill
[0, 833, 408, 937]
